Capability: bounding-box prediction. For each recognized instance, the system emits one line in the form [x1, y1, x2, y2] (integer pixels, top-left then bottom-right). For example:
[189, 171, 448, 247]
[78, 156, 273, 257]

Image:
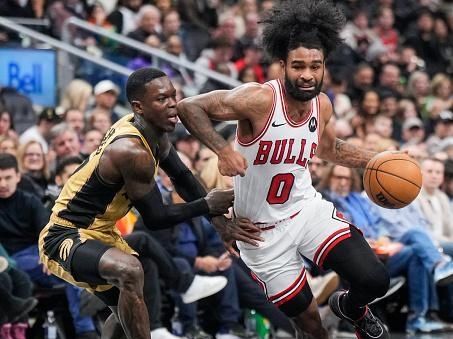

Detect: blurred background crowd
[0, 0, 453, 338]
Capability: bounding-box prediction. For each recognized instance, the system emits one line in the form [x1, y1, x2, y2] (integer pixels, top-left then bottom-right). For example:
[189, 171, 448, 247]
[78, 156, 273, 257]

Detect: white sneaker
[181, 275, 227, 304]
[0, 257, 8, 273]
[151, 327, 186, 339]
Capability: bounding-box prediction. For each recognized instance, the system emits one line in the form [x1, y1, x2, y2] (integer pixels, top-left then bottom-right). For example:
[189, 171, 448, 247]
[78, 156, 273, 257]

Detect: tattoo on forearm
[178, 105, 228, 153]
[334, 139, 376, 168]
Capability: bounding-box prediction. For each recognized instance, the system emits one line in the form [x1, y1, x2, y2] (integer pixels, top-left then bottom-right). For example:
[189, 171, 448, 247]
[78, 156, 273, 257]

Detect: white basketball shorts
[237, 193, 351, 306]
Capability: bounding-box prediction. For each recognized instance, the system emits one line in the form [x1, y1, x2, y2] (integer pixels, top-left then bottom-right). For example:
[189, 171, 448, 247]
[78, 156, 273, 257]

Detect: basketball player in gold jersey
[38, 68, 262, 339]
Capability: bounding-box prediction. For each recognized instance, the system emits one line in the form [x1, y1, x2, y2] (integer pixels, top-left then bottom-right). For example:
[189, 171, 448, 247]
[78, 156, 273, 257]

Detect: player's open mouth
[168, 116, 178, 124]
[299, 86, 315, 91]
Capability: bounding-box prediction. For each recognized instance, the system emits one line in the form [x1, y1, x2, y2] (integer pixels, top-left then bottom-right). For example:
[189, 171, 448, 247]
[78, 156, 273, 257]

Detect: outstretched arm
[105, 139, 213, 229]
[317, 93, 376, 168]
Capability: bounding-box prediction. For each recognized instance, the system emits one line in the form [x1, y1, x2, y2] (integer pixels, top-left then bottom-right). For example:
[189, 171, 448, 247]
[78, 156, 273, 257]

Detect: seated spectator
[19, 107, 61, 155]
[234, 42, 264, 84]
[0, 153, 97, 339]
[417, 158, 453, 253]
[124, 5, 162, 57]
[0, 106, 18, 140]
[80, 129, 104, 158]
[17, 140, 49, 201]
[0, 87, 36, 134]
[64, 109, 86, 140]
[88, 80, 121, 123]
[426, 110, 453, 155]
[48, 123, 82, 171]
[59, 79, 93, 113]
[401, 117, 426, 149]
[373, 7, 399, 53]
[88, 109, 112, 136]
[0, 136, 19, 156]
[194, 36, 238, 92]
[0, 243, 37, 339]
[161, 10, 182, 41]
[107, 0, 143, 35]
[318, 164, 453, 333]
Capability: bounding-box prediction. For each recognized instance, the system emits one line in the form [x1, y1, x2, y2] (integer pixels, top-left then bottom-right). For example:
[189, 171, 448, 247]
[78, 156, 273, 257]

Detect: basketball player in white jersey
[177, 1, 391, 338]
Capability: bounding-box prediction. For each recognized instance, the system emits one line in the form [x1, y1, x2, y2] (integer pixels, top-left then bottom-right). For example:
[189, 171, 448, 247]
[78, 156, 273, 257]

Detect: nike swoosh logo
[271, 121, 286, 127]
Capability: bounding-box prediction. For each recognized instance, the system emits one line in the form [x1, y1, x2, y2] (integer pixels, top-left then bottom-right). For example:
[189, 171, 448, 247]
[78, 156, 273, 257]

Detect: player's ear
[131, 100, 143, 114]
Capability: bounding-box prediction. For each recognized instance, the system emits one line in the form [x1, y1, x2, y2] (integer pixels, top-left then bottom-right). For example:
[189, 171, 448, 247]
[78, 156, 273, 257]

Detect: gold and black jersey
[52, 113, 158, 231]
[38, 114, 157, 292]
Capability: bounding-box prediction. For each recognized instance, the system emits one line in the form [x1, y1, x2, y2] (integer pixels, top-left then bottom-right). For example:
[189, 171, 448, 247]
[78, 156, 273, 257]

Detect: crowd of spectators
[0, 0, 453, 338]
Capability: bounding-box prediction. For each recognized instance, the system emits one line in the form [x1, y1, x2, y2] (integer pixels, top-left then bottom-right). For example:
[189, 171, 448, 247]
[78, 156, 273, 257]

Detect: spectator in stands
[177, 0, 219, 61]
[64, 109, 86, 140]
[319, 164, 453, 333]
[172, 125, 200, 163]
[60, 79, 93, 113]
[373, 115, 393, 139]
[0, 243, 37, 339]
[426, 73, 452, 120]
[0, 153, 97, 339]
[88, 109, 112, 136]
[17, 140, 49, 201]
[0, 136, 19, 156]
[397, 45, 425, 83]
[90, 80, 121, 123]
[407, 71, 431, 117]
[46, 0, 87, 38]
[401, 117, 426, 148]
[0, 87, 36, 134]
[80, 129, 103, 158]
[234, 42, 264, 83]
[352, 89, 380, 138]
[107, 0, 143, 35]
[373, 7, 399, 53]
[161, 10, 182, 41]
[0, 107, 17, 140]
[417, 158, 453, 252]
[194, 36, 238, 91]
[126, 4, 162, 55]
[432, 16, 453, 76]
[232, 12, 260, 61]
[48, 123, 82, 170]
[377, 62, 402, 94]
[19, 107, 61, 154]
[346, 63, 375, 104]
[340, 9, 382, 60]
[426, 110, 453, 154]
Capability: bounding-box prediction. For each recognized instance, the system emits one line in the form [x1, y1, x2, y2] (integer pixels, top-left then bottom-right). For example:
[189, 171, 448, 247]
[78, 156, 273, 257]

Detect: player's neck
[286, 96, 313, 121]
[133, 114, 163, 145]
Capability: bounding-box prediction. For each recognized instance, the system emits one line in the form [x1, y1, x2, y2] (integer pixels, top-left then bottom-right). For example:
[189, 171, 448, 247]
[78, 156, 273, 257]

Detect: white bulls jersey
[233, 79, 320, 223]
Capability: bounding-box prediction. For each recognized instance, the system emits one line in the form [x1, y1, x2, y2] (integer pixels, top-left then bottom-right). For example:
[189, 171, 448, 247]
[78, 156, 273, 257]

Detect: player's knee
[358, 262, 390, 298]
[278, 288, 313, 318]
[116, 256, 144, 286]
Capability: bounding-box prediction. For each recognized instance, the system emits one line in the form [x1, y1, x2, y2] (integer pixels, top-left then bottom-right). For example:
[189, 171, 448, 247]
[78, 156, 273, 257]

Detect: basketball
[363, 152, 422, 209]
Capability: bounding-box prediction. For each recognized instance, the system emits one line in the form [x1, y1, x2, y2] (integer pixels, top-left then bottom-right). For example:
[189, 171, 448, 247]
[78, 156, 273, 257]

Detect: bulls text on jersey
[253, 139, 318, 167]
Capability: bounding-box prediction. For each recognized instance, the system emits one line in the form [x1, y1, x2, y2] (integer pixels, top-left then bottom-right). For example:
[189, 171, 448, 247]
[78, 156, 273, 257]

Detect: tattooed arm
[177, 83, 272, 176]
[317, 93, 376, 168]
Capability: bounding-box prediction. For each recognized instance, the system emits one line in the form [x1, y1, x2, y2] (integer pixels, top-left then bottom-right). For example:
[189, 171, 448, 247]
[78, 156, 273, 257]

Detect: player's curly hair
[261, 0, 346, 62]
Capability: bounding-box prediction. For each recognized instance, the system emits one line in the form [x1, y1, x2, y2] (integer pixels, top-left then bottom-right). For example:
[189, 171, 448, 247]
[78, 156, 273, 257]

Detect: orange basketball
[363, 152, 422, 209]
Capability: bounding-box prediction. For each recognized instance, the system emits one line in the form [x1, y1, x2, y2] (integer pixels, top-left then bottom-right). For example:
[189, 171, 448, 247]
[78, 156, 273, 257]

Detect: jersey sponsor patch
[309, 117, 317, 132]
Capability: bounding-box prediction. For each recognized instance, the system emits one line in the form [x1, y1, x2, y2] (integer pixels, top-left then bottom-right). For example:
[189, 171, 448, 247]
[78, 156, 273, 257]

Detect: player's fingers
[225, 243, 240, 257]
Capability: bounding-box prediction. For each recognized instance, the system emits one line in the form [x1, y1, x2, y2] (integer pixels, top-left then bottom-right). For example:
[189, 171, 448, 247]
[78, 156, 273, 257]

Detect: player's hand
[205, 188, 234, 215]
[211, 216, 263, 257]
[218, 146, 248, 177]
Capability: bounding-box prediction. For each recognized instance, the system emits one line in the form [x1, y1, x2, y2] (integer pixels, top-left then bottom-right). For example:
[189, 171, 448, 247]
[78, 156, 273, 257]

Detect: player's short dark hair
[55, 155, 84, 177]
[261, 0, 345, 62]
[126, 67, 167, 103]
[0, 153, 18, 172]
